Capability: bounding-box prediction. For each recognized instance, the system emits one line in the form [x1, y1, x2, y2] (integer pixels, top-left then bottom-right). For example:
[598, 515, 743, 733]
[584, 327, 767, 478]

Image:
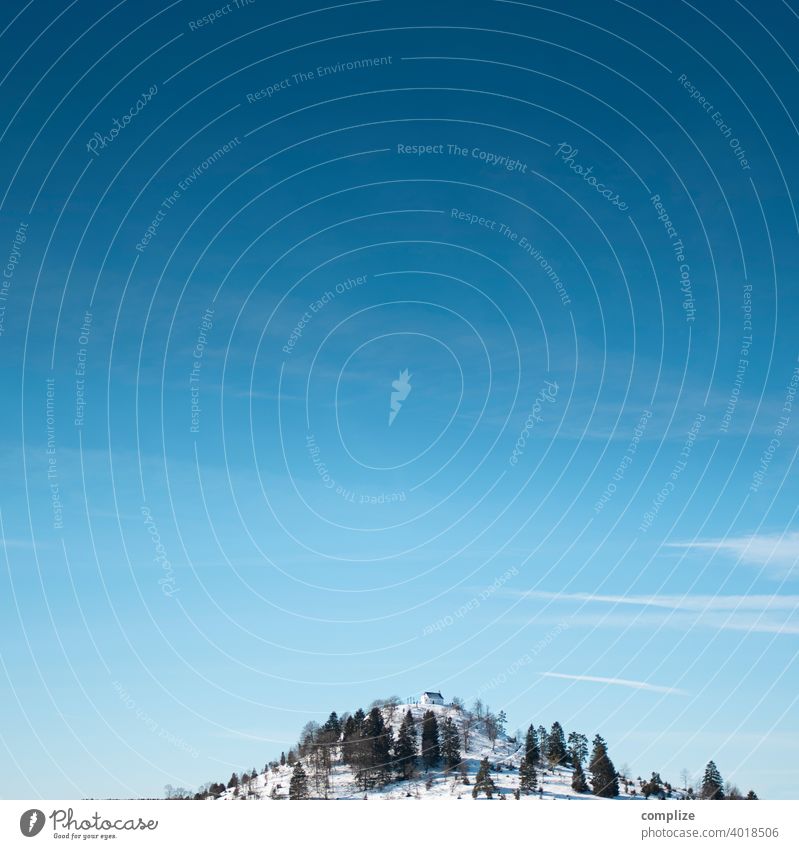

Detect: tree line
[173, 696, 757, 800]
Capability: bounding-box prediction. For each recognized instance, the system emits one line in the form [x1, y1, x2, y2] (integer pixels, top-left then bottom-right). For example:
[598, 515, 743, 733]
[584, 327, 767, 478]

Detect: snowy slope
[217, 702, 687, 801]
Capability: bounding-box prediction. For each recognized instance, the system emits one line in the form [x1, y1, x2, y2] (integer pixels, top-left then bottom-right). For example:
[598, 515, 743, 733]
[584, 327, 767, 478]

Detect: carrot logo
[389, 369, 412, 425]
[19, 809, 46, 837]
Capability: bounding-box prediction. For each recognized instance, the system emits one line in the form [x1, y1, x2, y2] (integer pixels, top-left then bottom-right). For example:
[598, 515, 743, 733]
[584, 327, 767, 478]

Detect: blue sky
[1, 0, 798, 799]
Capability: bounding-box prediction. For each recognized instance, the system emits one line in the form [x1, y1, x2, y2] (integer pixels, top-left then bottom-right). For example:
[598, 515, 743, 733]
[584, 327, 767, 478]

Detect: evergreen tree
[440, 717, 462, 770]
[406, 708, 418, 744]
[394, 710, 418, 779]
[519, 755, 538, 794]
[471, 757, 497, 799]
[700, 761, 724, 800]
[341, 716, 357, 763]
[496, 711, 508, 736]
[352, 708, 366, 729]
[547, 721, 567, 766]
[227, 772, 238, 789]
[323, 711, 342, 738]
[288, 761, 310, 799]
[280, 752, 286, 766]
[421, 710, 440, 768]
[347, 728, 374, 790]
[642, 772, 664, 799]
[746, 790, 758, 800]
[589, 734, 607, 773]
[364, 706, 393, 779]
[537, 725, 549, 764]
[590, 741, 619, 798]
[571, 760, 589, 793]
[568, 731, 588, 765]
[523, 724, 540, 766]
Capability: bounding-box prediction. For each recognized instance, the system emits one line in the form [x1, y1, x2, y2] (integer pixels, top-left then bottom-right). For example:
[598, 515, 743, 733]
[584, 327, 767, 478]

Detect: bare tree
[308, 744, 332, 798]
[485, 713, 499, 751]
[461, 709, 477, 752]
[297, 721, 320, 758]
[163, 785, 191, 799]
[383, 695, 401, 723]
[725, 782, 744, 800]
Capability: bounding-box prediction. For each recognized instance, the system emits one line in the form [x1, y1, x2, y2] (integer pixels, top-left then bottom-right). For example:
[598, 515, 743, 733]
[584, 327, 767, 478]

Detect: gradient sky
[1, 0, 798, 800]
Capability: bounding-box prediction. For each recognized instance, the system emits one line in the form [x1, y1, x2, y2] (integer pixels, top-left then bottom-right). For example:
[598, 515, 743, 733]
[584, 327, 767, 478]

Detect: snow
[217, 702, 687, 802]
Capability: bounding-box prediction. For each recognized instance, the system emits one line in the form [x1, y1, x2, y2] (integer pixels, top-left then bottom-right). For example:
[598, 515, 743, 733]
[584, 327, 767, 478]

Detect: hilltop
[173, 695, 757, 801]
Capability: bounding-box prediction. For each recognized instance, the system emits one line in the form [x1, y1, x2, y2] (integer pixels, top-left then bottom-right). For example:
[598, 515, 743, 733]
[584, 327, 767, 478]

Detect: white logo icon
[389, 369, 412, 426]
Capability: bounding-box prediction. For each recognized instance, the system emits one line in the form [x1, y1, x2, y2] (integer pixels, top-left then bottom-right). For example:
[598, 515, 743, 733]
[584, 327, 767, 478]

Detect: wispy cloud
[667, 533, 799, 578]
[0, 537, 45, 550]
[543, 610, 799, 636]
[498, 590, 799, 635]
[517, 590, 799, 613]
[542, 672, 687, 695]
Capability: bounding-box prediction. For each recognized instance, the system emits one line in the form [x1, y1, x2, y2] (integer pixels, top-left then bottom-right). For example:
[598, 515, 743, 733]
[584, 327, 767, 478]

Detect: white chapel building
[420, 690, 444, 706]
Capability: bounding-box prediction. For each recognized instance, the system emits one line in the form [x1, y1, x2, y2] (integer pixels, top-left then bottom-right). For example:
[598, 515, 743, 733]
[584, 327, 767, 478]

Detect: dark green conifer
[700, 761, 724, 800]
[590, 741, 619, 798]
[571, 760, 589, 793]
[288, 761, 310, 799]
[519, 755, 538, 794]
[472, 757, 497, 799]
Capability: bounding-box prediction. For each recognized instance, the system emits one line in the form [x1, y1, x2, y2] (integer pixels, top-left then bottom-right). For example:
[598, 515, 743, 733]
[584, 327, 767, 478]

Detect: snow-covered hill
[213, 701, 688, 801]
